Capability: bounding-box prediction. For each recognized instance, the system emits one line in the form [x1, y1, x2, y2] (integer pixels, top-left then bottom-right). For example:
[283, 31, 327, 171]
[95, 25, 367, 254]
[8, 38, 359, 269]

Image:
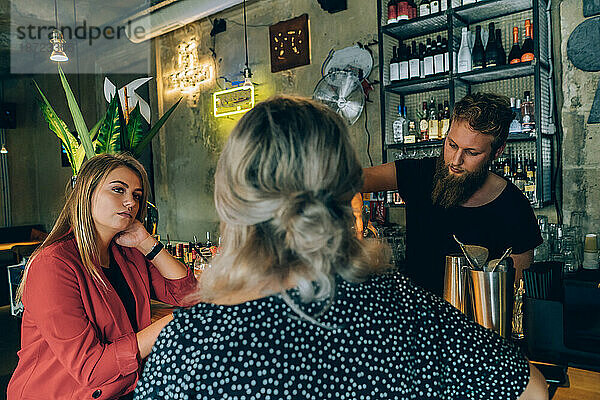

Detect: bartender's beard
[431, 151, 491, 208]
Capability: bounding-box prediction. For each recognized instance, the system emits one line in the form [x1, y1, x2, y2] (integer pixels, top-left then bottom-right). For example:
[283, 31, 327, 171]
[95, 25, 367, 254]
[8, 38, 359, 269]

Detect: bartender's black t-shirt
[395, 157, 543, 297]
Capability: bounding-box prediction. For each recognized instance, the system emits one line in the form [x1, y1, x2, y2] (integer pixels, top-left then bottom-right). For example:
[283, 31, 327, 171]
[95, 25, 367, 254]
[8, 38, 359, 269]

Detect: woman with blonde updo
[135, 96, 546, 400]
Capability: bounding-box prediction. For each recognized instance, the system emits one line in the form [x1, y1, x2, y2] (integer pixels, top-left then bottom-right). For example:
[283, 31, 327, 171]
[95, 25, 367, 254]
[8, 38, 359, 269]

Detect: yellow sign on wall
[213, 85, 255, 117]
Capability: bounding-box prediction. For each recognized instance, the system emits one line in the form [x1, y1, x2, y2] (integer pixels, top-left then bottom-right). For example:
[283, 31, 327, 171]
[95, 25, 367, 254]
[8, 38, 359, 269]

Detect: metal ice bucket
[468, 268, 515, 338]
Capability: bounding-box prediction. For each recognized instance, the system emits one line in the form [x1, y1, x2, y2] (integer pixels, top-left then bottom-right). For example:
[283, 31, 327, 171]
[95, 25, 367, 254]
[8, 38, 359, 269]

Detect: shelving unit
[377, 0, 555, 208]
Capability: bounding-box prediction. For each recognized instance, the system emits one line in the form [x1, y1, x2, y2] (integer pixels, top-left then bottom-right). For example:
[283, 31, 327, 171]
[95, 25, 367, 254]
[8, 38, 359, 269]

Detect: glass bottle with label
[399, 44, 410, 80]
[509, 97, 523, 134]
[390, 46, 400, 83]
[472, 25, 485, 69]
[428, 98, 439, 140]
[392, 105, 406, 144]
[423, 38, 434, 77]
[419, 101, 429, 141]
[457, 27, 472, 73]
[485, 22, 498, 67]
[405, 120, 418, 143]
[430, 0, 440, 14]
[440, 100, 450, 138]
[520, 19, 534, 62]
[387, 0, 398, 24]
[521, 91, 535, 136]
[419, 0, 430, 17]
[433, 35, 445, 75]
[495, 28, 506, 66]
[409, 41, 420, 79]
[508, 27, 522, 64]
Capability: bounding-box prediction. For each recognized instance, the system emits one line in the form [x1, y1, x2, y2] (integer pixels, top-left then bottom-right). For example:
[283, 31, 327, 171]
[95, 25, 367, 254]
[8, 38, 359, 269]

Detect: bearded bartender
[362, 92, 543, 296]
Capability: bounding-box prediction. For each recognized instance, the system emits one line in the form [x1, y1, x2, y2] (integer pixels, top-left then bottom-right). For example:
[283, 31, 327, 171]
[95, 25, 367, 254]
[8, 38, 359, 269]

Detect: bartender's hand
[115, 220, 151, 248]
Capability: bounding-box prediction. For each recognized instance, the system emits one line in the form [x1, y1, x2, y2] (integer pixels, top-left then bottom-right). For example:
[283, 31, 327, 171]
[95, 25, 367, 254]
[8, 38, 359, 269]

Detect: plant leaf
[126, 105, 145, 151]
[74, 144, 86, 174]
[34, 80, 79, 175]
[117, 98, 128, 153]
[89, 115, 104, 142]
[57, 65, 95, 159]
[133, 98, 182, 158]
[96, 95, 121, 154]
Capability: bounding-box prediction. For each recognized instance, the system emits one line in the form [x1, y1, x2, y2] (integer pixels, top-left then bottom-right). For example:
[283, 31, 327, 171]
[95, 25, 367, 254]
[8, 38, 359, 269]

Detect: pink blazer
[7, 234, 197, 400]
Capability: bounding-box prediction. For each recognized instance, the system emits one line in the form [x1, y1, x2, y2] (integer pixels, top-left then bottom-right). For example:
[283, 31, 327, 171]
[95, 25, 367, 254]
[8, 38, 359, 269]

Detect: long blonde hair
[17, 153, 150, 300]
[200, 96, 389, 303]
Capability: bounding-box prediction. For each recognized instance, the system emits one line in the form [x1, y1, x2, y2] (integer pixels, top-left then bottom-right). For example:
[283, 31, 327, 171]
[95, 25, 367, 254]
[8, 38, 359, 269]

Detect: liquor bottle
[485, 22, 498, 67]
[398, 0, 410, 20]
[419, 0, 430, 17]
[399, 44, 410, 80]
[390, 46, 400, 83]
[509, 97, 523, 134]
[419, 43, 426, 78]
[428, 98, 439, 140]
[392, 105, 406, 143]
[405, 120, 418, 143]
[457, 27, 472, 73]
[495, 28, 506, 66]
[430, 0, 440, 14]
[437, 103, 444, 139]
[434, 35, 445, 75]
[472, 25, 485, 69]
[387, 0, 398, 24]
[521, 91, 535, 135]
[420, 101, 429, 140]
[508, 26, 522, 64]
[520, 19, 534, 62]
[514, 155, 526, 191]
[524, 158, 536, 203]
[440, 100, 450, 138]
[409, 41, 420, 79]
[442, 37, 450, 73]
[424, 38, 434, 77]
[408, 0, 417, 18]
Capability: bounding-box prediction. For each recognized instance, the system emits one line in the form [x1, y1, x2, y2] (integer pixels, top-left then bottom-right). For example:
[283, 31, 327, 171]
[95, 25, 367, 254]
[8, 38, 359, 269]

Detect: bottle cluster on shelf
[457, 19, 534, 73]
[509, 91, 536, 136]
[386, 0, 448, 24]
[389, 36, 449, 83]
[164, 232, 218, 271]
[387, 97, 450, 145]
[492, 148, 537, 204]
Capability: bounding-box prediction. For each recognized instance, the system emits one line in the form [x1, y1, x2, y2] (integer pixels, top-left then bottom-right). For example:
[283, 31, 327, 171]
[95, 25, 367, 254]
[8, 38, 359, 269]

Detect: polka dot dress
[134, 272, 529, 399]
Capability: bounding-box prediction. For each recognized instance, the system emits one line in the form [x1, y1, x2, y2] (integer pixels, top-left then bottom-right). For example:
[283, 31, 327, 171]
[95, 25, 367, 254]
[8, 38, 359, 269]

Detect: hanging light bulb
[50, 29, 68, 62]
[0, 145, 8, 154]
[241, 0, 253, 88]
[50, 0, 68, 62]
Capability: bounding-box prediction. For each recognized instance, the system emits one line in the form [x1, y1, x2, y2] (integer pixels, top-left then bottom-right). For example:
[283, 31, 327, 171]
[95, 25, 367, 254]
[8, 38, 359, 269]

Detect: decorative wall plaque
[269, 14, 310, 73]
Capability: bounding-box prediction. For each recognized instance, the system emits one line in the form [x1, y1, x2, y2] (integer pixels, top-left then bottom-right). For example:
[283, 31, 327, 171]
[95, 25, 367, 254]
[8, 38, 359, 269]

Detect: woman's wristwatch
[145, 241, 164, 260]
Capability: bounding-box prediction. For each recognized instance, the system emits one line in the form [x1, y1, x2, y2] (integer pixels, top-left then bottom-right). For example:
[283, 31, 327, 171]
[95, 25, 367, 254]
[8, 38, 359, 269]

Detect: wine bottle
[442, 37, 450, 73]
[485, 22, 498, 67]
[390, 46, 400, 83]
[409, 41, 420, 79]
[508, 26, 522, 64]
[434, 35, 445, 75]
[457, 27, 472, 73]
[424, 38, 434, 77]
[430, 0, 440, 14]
[419, 42, 426, 78]
[495, 28, 506, 66]
[398, 0, 410, 20]
[428, 98, 439, 140]
[420, 101, 429, 140]
[440, 100, 450, 138]
[387, 0, 398, 24]
[419, 0, 430, 17]
[521, 19, 534, 62]
[399, 44, 410, 80]
[472, 25, 485, 69]
[440, 0, 447, 11]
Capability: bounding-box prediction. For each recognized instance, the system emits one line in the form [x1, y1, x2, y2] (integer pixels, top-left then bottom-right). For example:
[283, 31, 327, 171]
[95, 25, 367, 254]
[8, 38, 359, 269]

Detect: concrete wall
[0, 74, 99, 231]
[152, 0, 381, 241]
[559, 0, 600, 231]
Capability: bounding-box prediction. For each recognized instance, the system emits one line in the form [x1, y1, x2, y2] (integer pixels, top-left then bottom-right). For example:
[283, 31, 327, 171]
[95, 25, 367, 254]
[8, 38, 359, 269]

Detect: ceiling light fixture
[242, 0, 252, 87]
[50, 0, 68, 62]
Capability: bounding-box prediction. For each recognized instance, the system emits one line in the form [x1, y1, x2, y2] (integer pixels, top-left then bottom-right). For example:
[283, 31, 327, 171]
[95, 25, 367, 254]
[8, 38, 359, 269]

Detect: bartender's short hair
[451, 92, 514, 154]
[199, 95, 389, 305]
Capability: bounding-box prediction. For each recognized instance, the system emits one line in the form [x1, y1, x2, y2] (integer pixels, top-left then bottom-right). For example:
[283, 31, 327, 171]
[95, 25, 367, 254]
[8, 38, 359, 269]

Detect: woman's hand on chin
[115, 220, 151, 248]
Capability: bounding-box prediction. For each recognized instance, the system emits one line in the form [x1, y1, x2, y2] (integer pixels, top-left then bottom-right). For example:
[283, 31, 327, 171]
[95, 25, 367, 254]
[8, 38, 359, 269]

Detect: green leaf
[96, 95, 121, 154]
[74, 144, 86, 174]
[116, 98, 128, 153]
[34, 81, 79, 175]
[126, 105, 144, 151]
[89, 115, 104, 142]
[133, 98, 182, 158]
[57, 65, 95, 159]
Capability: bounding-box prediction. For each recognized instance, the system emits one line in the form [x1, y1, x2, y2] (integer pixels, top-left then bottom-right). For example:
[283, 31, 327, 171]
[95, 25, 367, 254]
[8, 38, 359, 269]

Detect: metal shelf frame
[377, 0, 555, 208]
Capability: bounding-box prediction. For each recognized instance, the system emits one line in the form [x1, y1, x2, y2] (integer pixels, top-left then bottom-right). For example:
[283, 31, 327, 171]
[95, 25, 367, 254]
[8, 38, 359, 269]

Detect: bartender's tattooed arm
[510, 250, 534, 283]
